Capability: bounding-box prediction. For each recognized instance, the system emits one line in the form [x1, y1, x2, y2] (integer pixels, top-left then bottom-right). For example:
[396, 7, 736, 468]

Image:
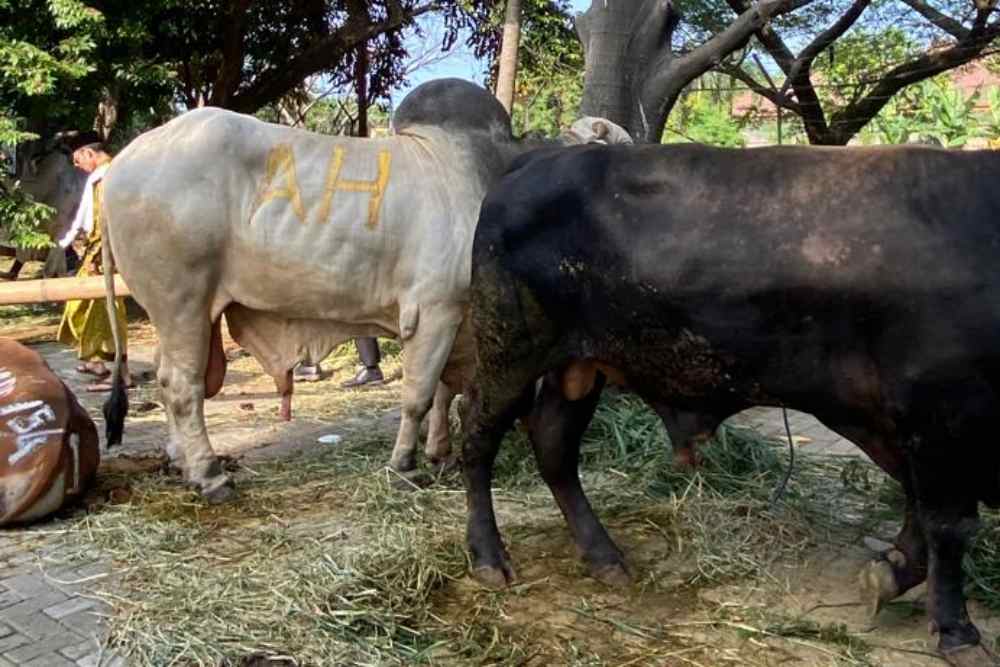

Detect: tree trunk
[94, 85, 120, 141]
[576, 0, 818, 143]
[495, 0, 523, 114]
[356, 41, 369, 138]
[576, 0, 645, 135]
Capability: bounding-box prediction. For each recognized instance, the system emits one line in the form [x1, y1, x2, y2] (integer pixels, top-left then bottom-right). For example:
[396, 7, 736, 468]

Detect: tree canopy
[572, 0, 1000, 143]
[3, 0, 1000, 248]
[0, 0, 488, 246]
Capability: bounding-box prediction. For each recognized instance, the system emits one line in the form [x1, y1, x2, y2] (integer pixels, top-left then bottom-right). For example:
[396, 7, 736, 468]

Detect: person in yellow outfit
[57, 142, 131, 392]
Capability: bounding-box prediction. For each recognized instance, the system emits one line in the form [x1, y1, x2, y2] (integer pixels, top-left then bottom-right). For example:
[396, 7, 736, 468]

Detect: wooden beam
[0, 275, 131, 305]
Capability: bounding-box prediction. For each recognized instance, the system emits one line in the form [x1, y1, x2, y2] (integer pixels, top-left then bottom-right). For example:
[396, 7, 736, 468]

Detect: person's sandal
[84, 376, 135, 392]
[76, 362, 111, 377]
[293, 364, 323, 383]
[340, 367, 384, 389]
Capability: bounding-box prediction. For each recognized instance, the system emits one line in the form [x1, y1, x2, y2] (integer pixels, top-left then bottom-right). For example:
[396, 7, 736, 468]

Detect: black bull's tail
[101, 199, 128, 447]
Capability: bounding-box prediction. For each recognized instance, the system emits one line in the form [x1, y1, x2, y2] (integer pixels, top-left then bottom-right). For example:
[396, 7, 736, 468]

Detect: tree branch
[719, 64, 802, 113]
[795, 0, 870, 75]
[829, 22, 1000, 143]
[180, 61, 197, 109]
[628, 0, 679, 135]
[899, 0, 969, 39]
[629, 0, 677, 65]
[780, 0, 870, 141]
[639, 0, 815, 140]
[723, 0, 835, 142]
[229, 1, 438, 114]
[724, 0, 795, 71]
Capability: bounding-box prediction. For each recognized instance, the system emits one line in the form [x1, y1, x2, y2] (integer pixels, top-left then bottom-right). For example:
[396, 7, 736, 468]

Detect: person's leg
[65, 247, 80, 274]
[341, 338, 384, 388]
[357, 337, 381, 368]
[84, 298, 133, 392]
[293, 362, 323, 382]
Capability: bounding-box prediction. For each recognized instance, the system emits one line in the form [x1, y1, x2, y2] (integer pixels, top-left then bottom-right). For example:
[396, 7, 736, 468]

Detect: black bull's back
[464, 143, 1000, 662]
[473, 143, 1000, 491]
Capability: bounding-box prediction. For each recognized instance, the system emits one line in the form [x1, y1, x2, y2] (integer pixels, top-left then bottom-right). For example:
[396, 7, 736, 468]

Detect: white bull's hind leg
[389, 304, 463, 474]
[424, 381, 456, 468]
[156, 320, 234, 502]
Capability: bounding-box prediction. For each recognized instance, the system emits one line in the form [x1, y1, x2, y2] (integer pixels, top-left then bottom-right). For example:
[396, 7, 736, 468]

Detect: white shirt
[58, 163, 110, 248]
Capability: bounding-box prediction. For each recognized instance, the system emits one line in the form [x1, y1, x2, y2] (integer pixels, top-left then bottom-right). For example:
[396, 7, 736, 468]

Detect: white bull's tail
[101, 207, 127, 447]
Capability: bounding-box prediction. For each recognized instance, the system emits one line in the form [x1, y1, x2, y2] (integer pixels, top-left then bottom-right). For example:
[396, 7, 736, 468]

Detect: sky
[391, 0, 591, 105]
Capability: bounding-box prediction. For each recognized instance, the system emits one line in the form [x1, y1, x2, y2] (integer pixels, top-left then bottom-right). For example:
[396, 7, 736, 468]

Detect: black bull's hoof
[390, 467, 434, 490]
[202, 478, 237, 505]
[860, 552, 997, 666]
[941, 644, 1000, 667]
[472, 561, 516, 589]
[471, 557, 630, 590]
[591, 561, 632, 588]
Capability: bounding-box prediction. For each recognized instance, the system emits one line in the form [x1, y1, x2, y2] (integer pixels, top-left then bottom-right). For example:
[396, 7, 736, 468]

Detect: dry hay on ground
[7, 304, 1000, 666]
[0, 254, 1000, 667]
[30, 390, 989, 667]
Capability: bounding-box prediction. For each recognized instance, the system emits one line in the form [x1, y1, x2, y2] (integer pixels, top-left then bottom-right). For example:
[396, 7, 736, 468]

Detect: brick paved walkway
[0, 343, 149, 667]
[0, 534, 121, 667]
[732, 407, 858, 457]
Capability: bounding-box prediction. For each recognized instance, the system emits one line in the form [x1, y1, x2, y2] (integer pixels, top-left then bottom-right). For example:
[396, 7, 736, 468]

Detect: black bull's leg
[528, 372, 630, 586]
[462, 381, 536, 588]
[860, 487, 930, 618]
[909, 452, 994, 665]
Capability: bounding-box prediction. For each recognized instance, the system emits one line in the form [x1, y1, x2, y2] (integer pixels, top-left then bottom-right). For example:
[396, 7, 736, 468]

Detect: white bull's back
[103, 107, 479, 331]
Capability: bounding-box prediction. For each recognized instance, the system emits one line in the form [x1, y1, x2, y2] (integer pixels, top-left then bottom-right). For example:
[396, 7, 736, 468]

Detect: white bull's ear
[559, 129, 585, 145]
[597, 119, 633, 145]
[591, 120, 610, 142]
[565, 116, 634, 145]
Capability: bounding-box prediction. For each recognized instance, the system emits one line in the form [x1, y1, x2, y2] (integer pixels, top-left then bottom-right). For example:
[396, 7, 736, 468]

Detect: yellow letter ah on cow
[253, 144, 306, 223]
[314, 147, 392, 229]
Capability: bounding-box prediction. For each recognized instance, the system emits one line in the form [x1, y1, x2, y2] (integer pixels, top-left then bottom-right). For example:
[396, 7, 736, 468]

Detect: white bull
[100, 79, 632, 501]
[99, 80, 518, 500]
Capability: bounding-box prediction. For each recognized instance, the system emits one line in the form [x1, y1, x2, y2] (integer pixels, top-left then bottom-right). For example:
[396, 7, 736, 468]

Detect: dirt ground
[3, 261, 999, 666]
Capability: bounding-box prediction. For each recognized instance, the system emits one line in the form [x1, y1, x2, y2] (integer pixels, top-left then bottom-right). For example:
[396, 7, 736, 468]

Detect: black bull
[462, 142, 1000, 664]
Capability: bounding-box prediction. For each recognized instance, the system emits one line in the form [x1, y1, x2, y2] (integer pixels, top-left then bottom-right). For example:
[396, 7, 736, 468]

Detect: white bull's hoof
[941, 644, 1000, 667]
[390, 468, 432, 491]
[428, 453, 459, 476]
[389, 452, 417, 474]
[859, 557, 900, 620]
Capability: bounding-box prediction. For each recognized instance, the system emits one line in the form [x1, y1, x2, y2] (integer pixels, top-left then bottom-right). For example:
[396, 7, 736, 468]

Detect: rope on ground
[770, 407, 796, 507]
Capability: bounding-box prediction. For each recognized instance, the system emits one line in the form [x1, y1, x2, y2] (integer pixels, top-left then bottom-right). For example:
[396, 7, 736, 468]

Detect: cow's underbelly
[223, 304, 393, 382]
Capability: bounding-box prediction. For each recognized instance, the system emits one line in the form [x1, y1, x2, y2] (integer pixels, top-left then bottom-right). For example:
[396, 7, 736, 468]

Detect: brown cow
[0, 338, 99, 525]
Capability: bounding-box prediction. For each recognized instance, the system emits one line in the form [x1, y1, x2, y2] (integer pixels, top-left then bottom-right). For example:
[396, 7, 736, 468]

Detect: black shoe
[341, 366, 384, 389]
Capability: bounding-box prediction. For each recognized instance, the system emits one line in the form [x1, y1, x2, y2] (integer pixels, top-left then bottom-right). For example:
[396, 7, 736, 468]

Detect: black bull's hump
[471, 142, 1000, 500]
